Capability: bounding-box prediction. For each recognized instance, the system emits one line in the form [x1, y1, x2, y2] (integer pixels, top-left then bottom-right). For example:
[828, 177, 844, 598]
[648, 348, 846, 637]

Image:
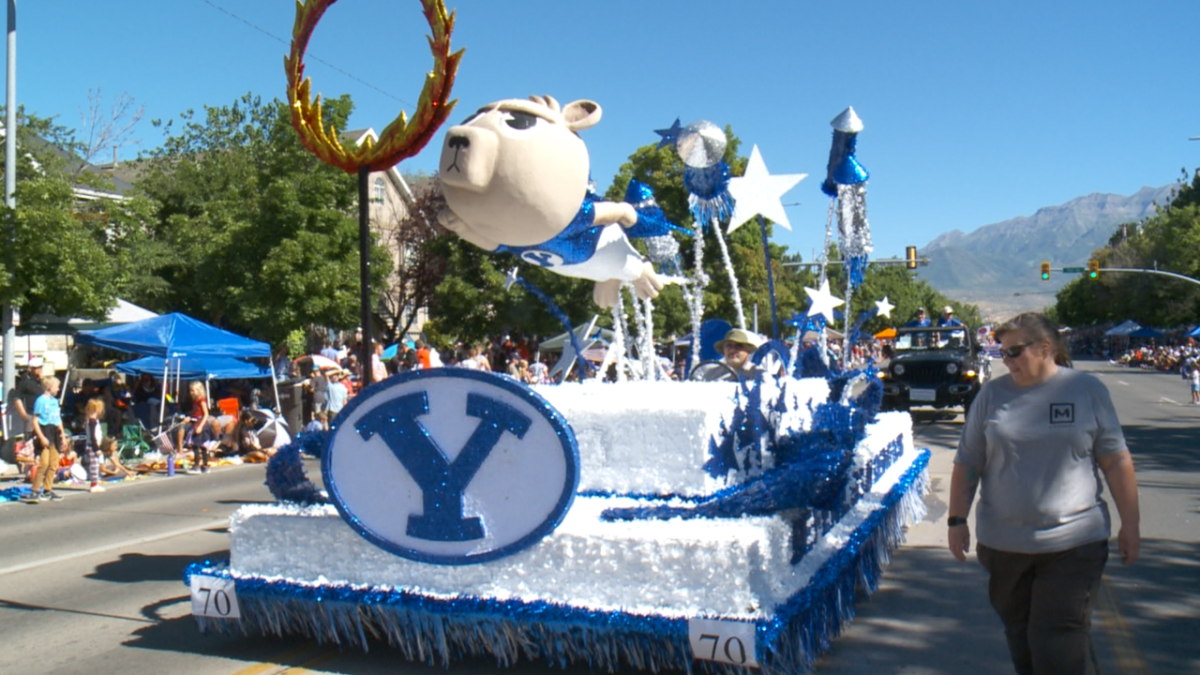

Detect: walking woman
[948, 312, 1140, 674]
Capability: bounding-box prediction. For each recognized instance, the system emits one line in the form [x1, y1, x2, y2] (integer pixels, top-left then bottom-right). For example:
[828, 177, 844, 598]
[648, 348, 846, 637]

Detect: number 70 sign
[189, 575, 241, 619]
[688, 617, 759, 667]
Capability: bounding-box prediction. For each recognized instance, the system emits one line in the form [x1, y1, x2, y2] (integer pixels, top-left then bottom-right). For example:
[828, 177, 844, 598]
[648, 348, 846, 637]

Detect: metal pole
[358, 167, 372, 387]
[757, 215, 779, 340]
[1, 1, 16, 462]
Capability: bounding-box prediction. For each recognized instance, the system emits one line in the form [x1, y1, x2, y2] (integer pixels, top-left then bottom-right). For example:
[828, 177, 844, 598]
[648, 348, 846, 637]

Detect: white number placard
[911, 388, 937, 402]
[190, 575, 241, 619]
[688, 617, 758, 667]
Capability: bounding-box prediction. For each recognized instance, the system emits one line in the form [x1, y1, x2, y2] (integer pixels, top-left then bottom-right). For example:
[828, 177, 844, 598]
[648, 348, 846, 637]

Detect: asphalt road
[0, 359, 1195, 674]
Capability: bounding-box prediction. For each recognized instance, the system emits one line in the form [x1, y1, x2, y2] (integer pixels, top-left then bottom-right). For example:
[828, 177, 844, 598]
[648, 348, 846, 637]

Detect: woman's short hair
[994, 312, 1071, 367]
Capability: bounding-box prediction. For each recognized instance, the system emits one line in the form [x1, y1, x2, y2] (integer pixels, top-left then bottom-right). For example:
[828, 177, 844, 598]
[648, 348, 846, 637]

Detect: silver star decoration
[726, 144, 807, 233]
[804, 278, 845, 322]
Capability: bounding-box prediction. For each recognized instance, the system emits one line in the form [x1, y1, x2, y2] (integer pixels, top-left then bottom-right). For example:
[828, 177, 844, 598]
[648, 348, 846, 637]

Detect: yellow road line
[1096, 574, 1150, 674]
[226, 644, 338, 675]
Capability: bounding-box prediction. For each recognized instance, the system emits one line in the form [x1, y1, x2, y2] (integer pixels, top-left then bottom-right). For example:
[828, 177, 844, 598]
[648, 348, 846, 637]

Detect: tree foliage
[131, 93, 391, 345]
[0, 107, 136, 321]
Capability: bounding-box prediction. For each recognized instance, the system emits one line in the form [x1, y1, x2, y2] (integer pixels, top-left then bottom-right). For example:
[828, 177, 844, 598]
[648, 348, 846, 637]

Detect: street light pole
[2, 0, 16, 461]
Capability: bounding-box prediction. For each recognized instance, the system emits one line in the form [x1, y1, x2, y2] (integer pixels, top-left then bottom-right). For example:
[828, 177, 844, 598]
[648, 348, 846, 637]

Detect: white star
[726, 145, 807, 233]
[874, 296, 895, 319]
[804, 278, 845, 322]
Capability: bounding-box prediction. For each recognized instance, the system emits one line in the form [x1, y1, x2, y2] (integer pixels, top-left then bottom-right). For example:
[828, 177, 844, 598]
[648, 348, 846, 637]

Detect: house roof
[1, 120, 133, 199]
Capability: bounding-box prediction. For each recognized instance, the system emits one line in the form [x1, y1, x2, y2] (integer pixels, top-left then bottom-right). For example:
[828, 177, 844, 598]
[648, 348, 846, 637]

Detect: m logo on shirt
[1050, 403, 1074, 424]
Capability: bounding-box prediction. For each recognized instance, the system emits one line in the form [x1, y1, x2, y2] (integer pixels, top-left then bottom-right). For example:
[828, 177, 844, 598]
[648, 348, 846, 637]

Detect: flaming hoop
[285, 0, 463, 173]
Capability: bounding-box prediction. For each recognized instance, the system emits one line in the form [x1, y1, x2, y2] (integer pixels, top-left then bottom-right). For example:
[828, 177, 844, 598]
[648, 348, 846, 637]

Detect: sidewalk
[814, 442, 1123, 674]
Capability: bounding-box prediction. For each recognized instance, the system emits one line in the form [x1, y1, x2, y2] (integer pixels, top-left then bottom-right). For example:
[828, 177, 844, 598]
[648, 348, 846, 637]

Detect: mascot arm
[592, 201, 638, 227]
[438, 207, 500, 251]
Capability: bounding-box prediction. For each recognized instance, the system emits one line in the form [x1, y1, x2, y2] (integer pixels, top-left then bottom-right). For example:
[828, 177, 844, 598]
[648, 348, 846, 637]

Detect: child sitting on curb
[100, 437, 135, 480]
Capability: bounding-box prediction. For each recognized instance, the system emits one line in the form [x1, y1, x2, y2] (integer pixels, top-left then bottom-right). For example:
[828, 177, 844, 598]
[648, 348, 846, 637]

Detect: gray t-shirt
[955, 367, 1127, 554]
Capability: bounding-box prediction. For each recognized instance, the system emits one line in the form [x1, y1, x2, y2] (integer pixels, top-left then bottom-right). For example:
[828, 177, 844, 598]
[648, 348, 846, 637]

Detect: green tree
[132, 94, 391, 345]
[0, 108, 132, 321]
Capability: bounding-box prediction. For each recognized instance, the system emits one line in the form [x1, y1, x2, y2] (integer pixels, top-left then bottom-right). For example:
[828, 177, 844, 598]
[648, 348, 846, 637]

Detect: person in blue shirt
[938, 306, 964, 328]
[904, 307, 933, 347]
[28, 376, 66, 502]
[905, 307, 932, 328]
[938, 306, 968, 347]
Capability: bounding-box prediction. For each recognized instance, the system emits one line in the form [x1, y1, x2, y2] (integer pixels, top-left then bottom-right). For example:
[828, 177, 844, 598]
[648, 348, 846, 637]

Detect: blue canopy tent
[1189, 325, 1200, 338]
[1127, 326, 1164, 339]
[115, 355, 272, 381]
[76, 313, 275, 424]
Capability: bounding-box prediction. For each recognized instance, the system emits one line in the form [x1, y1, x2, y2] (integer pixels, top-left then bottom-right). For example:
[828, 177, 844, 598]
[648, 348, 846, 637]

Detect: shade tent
[75, 313, 270, 359]
[76, 313, 276, 425]
[15, 299, 159, 335]
[1104, 320, 1141, 337]
[116, 355, 272, 381]
[1188, 325, 1200, 338]
[1127, 327, 1164, 339]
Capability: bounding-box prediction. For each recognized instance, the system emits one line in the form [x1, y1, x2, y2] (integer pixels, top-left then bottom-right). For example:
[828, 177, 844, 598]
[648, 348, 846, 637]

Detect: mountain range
[916, 185, 1176, 321]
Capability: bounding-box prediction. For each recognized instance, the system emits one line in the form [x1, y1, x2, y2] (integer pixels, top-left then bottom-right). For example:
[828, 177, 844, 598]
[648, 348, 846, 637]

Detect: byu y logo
[323, 369, 579, 565]
[521, 250, 563, 268]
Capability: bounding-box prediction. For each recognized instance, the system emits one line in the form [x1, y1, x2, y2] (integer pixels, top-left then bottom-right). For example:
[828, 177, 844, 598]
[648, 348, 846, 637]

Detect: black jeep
[879, 326, 987, 414]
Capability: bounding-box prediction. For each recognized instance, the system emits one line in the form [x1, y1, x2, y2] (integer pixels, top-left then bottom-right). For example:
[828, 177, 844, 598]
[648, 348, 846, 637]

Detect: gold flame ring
[285, 0, 462, 173]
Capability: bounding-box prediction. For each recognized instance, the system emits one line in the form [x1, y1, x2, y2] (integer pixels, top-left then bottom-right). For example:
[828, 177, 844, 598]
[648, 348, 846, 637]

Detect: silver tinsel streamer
[686, 228, 709, 377]
[836, 183, 873, 289]
[712, 217, 746, 330]
[632, 288, 659, 381]
[812, 201, 838, 368]
[607, 299, 629, 383]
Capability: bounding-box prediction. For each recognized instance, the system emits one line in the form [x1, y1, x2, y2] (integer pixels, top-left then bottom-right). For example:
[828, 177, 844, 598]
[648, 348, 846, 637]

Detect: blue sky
[16, 0, 1200, 262]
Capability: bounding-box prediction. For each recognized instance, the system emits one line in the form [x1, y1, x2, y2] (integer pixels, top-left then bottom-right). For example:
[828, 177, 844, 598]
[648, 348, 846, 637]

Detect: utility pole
[1, 0, 16, 462]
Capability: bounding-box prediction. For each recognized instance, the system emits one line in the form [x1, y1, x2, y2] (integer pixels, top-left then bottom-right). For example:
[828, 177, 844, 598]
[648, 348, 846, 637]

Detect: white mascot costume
[438, 95, 664, 308]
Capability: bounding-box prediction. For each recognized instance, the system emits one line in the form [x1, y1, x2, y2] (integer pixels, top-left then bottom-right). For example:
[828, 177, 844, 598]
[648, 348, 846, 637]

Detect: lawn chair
[118, 421, 154, 462]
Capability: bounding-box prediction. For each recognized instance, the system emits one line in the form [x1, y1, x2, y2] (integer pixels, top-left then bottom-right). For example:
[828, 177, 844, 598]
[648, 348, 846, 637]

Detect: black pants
[977, 540, 1108, 675]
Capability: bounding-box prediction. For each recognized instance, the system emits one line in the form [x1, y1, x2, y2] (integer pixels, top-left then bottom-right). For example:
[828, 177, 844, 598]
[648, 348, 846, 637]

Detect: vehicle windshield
[894, 327, 969, 351]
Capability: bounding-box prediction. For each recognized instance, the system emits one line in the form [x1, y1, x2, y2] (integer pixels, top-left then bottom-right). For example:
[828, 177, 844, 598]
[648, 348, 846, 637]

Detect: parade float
[183, 2, 929, 673]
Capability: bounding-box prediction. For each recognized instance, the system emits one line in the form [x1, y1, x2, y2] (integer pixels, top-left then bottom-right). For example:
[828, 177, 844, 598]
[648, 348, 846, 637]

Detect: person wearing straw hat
[938, 305, 963, 328]
[716, 328, 766, 374]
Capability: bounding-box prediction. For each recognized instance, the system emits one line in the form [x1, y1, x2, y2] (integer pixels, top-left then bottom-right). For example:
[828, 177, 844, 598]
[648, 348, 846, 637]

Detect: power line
[197, 0, 415, 108]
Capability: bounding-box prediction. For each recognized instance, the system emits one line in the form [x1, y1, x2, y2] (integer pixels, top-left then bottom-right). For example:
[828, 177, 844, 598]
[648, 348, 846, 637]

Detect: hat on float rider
[943, 306, 954, 314]
[715, 328, 766, 352]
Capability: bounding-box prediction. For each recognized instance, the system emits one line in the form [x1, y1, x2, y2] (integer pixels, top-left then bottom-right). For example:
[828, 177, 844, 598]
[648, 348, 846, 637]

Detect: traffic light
[1040, 261, 1050, 281]
[1088, 259, 1099, 279]
[905, 246, 918, 270]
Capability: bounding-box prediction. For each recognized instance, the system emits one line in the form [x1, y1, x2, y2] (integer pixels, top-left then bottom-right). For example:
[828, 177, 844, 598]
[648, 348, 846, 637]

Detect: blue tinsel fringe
[185, 449, 929, 675]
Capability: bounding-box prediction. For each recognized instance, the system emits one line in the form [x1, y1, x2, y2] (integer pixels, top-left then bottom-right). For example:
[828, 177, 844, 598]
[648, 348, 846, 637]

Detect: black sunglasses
[999, 342, 1035, 359]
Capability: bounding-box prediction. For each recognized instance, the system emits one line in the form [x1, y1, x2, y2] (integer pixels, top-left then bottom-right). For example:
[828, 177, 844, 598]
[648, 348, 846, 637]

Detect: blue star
[654, 118, 682, 151]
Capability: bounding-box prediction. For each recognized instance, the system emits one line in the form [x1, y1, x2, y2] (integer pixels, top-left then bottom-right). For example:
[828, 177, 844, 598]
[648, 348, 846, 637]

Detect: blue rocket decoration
[658, 118, 733, 226]
[624, 179, 691, 275]
[822, 107, 873, 288]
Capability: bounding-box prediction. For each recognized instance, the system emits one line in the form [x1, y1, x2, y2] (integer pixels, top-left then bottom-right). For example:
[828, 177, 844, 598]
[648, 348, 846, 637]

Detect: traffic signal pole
[1038, 265, 1200, 286]
[1098, 267, 1200, 287]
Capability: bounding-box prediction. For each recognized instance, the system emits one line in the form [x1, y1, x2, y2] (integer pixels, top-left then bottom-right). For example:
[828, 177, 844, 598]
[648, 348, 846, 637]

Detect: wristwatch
[947, 516, 968, 527]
